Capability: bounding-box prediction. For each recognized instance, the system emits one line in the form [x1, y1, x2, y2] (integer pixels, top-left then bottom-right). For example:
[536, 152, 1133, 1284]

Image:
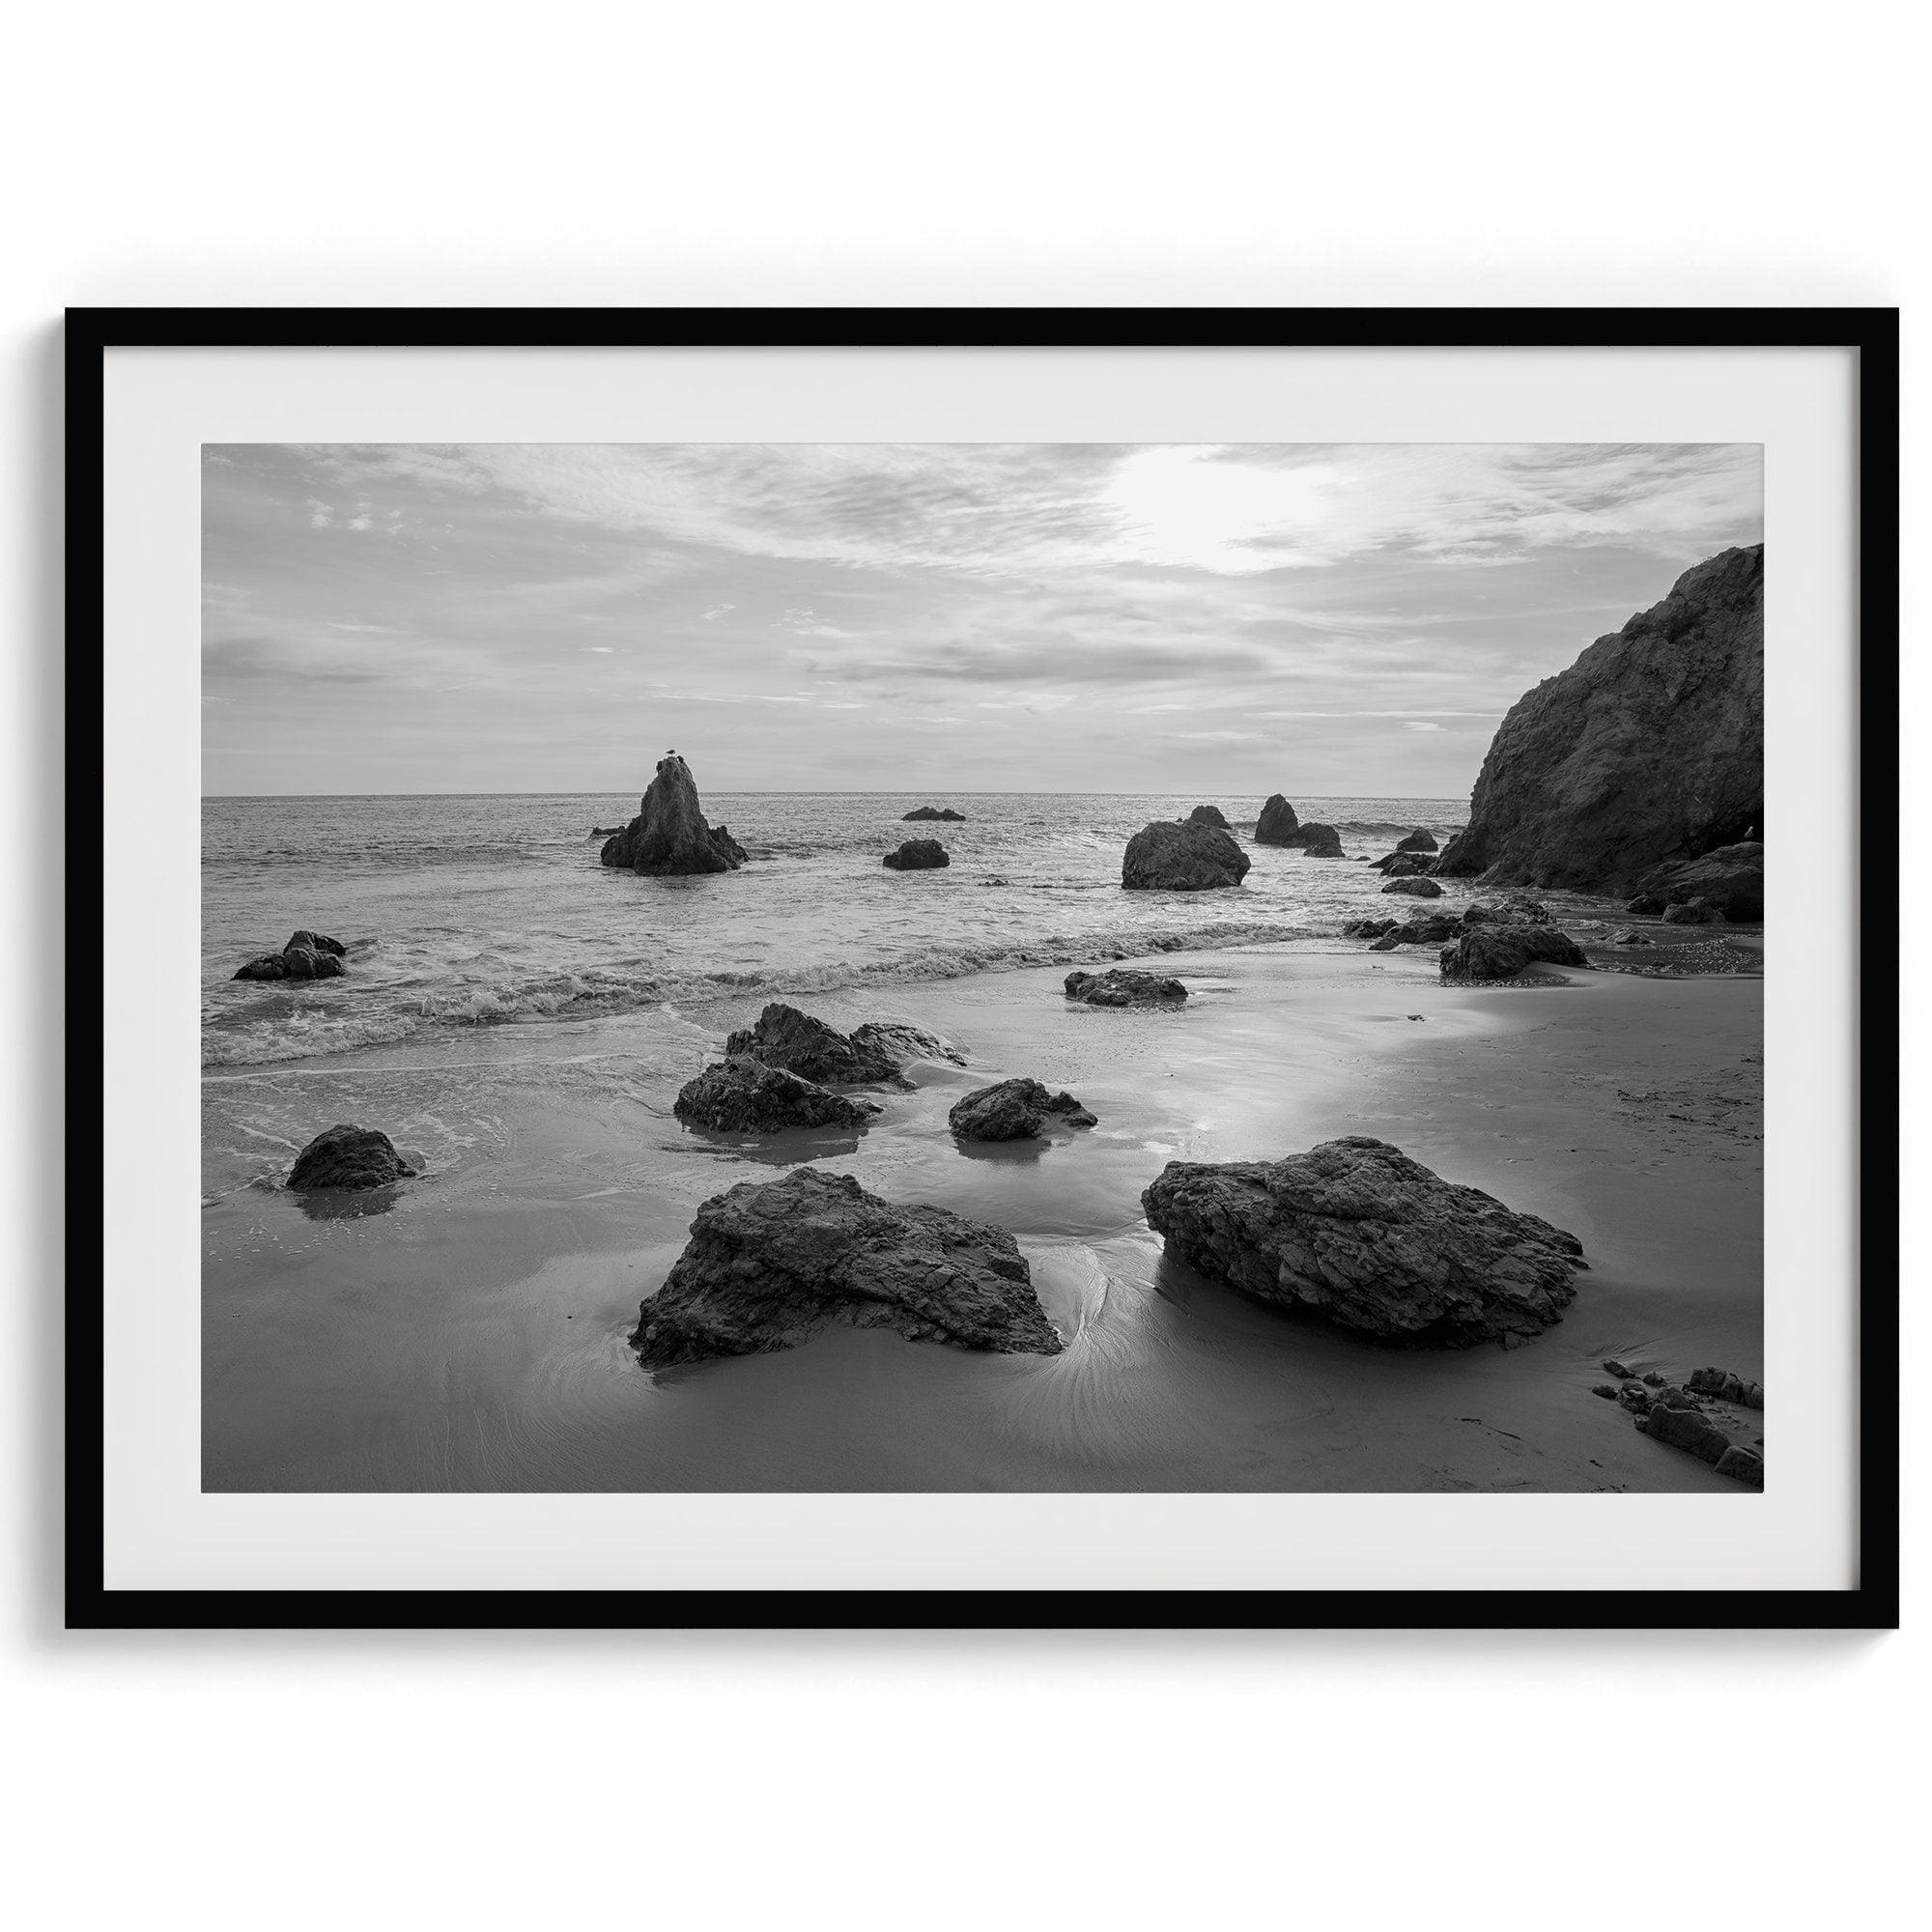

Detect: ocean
[201, 791, 1465, 1070]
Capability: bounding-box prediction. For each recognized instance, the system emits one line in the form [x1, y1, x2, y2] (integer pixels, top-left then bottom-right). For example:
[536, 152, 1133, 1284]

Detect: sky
[201, 441, 1762, 798]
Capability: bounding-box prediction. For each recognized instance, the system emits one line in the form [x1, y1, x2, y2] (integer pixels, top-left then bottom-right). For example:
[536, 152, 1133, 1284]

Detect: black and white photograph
[199, 437, 1769, 1497]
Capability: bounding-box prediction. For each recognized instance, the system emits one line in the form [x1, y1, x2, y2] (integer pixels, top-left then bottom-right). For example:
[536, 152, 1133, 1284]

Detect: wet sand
[202, 943, 1762, 1492]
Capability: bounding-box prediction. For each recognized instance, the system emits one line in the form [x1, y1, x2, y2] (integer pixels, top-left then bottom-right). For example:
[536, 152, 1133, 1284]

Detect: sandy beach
[202, 939, 1761, 1493]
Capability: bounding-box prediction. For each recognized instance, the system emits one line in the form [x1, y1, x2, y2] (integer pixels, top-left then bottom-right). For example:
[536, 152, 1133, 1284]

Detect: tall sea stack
[599, 753, 748, 875]
[1435, 545, 1762, 895]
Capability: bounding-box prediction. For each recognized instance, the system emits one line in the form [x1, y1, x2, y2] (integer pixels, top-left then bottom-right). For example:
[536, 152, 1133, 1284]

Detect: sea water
[202, 791, 1464, 1069]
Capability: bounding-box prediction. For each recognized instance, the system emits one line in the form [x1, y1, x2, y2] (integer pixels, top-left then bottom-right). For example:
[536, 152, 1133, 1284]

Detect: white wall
[3, 4, 1917, 1927]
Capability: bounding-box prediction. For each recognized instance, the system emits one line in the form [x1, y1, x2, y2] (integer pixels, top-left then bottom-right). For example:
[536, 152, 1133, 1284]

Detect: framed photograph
[71, 307, 1897, 1629]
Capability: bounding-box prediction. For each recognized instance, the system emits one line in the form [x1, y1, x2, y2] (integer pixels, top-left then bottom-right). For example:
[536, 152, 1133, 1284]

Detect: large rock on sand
[1438, 923, 1587, 982]
[600, 753, 748, 874]
[673, 1058, 883, 1134]
[724, 1003, 908, 1086]
[949, 1078, 1096, 1141]
[1065, 968, 1187, 1007]
[883, 838, 951, 869]
[632, 1168, 1063, 1368]
[1435, 545, 1762, 895]
[287, 1123, 417, 1191]
[1254, 795, 1301, 844]
[1141, 1135, 1587, 1346]
[1634, 841, 1763, 923]
[1122, 819, 1251, 891]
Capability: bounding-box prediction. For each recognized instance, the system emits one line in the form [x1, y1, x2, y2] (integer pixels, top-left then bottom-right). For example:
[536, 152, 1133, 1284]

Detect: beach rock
[599, 753, 747, 875]
[1435, 545, 1763, 894]
[232, 953, 292, 981]
[1635, 841, 1763, 923]
[1369, 934, 1401, 952]
[280, 944, 345, 980]
[723, 1002, 908, 1087]
[1439, 923, 1588, 983]
[1186, 805, 1232, 829]
[1689, 1366, 1764, 1408]
[948, 1078, 1096, 1142]
[590, 825, 626, 837]
[847, 1020, 966, 1068]
[1714, 1446, 1765, 1486]
[1604, 1358, 1637, 1378]
[631, 1167, 1062, 1369]
[1122, 819, 1252, 891]
[883, 838, 951, 869]
[1626, 894, 1668, 916]
[287, 1123, 417, 1192]
[1254, 794, 1301, 844]
[1344, 918, 1398, 939]
[1381, 876, 1444, 898]
[1065, 968, 1188, 1007]
[1614, 930, 1651, 946]
[1288, 821, 1345, 858]
[1641, 1371, 1665, 1387]
[1374, 851, 1435, 877]
[673, 1058, 883, 1135]
[1616, 1383, 1654, 1414]
[902, 806, 966, 822]
[1141, 1135, 1587, 1347]
[1396, 829, 1438, 853]
[1639, 1396, 1731, 1464]
[1592, 1383, 1619, 1400]
[1463, 896, 1549, 926]
[1662, 898, 1723, 924]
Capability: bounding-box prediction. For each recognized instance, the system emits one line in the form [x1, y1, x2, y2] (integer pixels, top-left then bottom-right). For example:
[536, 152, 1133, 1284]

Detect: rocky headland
[1435, 544, 1763, 896]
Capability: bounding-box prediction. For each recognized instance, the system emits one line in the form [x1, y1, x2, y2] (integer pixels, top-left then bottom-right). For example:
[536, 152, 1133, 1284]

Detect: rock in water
[1254, 795, 1301, 844]
[1187, 805, 1232, 829]
[1287, 821, 1345, 858]
[724, 1002, 907, 1086]
[1122, 820, 1251, 890]
[1380, 876, 1443, 898]
[599, 753, 748, 874]
[631, 1168, 1063, 1368]
[1065, 968, 1188, 1007]
[847, 1020, 966, 1067]
[883, 838, 951, 869]
[1141, 1135, 1587, 1346]
[287, 1124, 417, 1191]
[1438, 923, 1588, 982]
[1395, 829, 1438, 854]
[902, 806, 966, 821]
[949, 1078, 1097, 1141]
[234, 929, 348, 980]
[1373, 851, 1434, 877]
[673, 1058, 883, 1134]
[1435, 545, 1762, 894]
[1637, 841, 1763, 923]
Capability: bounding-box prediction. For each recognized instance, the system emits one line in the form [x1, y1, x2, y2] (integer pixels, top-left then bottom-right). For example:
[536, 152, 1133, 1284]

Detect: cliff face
[1435, 545, 1763, 895]
[599, 753, 747, 875]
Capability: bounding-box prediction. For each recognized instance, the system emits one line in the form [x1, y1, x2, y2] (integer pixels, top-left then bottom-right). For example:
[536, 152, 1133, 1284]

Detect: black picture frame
[67, 306, 1899, 1632]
